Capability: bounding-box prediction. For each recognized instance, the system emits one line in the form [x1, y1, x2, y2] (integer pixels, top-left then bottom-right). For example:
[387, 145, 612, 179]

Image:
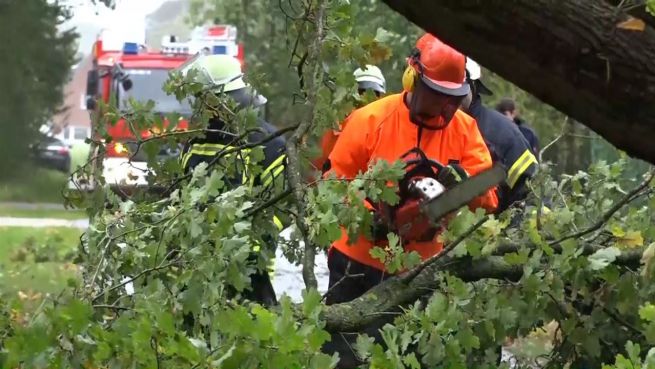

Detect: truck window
[118, 69, 193, 115]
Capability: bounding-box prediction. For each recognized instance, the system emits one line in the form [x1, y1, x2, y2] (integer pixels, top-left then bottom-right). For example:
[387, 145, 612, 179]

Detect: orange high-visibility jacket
[326, 93, 498, 272]
[313, 129, 340, 173]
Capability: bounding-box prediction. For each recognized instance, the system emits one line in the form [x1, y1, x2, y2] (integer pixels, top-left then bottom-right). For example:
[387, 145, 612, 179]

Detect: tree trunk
[381, 0, 655, 165]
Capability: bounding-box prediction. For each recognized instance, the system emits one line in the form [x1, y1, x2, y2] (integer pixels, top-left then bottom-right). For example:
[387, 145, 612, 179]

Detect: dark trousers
[322, 248, 391, 368]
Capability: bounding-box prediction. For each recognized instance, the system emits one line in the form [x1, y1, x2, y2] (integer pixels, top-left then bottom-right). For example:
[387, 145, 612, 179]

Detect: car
[31, 136, 71, 173]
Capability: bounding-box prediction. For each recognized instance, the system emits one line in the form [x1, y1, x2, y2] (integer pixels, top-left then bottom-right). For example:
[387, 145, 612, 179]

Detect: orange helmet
[406, 33, 469, 96]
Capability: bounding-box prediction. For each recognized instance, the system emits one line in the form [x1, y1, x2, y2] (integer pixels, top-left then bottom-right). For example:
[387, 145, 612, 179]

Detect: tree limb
[322, 244, 650, 333]
[401, 215, 489, 283]
[91, 260, 180, 302]
[322, 255, 522, 332]
[244, 188, 293, 218]
[551, 171, 654, 246]
[286, 0, 328, 291]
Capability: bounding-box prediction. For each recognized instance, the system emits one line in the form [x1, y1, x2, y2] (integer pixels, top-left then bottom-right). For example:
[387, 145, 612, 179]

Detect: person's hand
[437, 163, 468, 188]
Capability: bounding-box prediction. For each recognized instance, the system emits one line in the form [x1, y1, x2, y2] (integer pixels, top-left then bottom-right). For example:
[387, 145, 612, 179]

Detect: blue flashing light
[123, 42, 139, 55]
[212, 45, 227, 55]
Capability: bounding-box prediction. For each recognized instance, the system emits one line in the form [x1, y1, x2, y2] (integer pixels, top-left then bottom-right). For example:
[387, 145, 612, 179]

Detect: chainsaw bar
[420, 164, 506, 222]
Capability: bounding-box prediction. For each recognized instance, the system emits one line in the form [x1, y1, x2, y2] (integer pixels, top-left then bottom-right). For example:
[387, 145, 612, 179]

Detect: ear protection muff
[402, 65, 417, 92]
[402, 48, 422, 92]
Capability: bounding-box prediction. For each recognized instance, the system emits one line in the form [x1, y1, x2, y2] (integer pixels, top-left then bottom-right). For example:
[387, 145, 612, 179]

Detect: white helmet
[175, 53, 267, 107]
[353, 65, 386, 94]
[465, 58, 493, 95]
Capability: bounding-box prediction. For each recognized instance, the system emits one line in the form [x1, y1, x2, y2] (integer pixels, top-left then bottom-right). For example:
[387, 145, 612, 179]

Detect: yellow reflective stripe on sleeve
[263, 155, 286, 173]
[262, 155, 286, 187]
[267, 260, 275, 277]
[273, 215, 284, 231]
[181, 148, 223, 170]
[507, 150, 538, 188]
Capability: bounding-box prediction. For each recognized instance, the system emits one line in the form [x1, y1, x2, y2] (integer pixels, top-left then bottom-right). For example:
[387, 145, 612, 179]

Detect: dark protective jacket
[515, 117, 540, 156]
[467, 97, 538, 213]
[181, 117, 287, 193]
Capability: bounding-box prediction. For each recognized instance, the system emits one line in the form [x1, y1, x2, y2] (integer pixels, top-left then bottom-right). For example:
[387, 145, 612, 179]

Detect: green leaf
[504, 252, 528, 265]
[583, 333, 601, 359]
[626, 340, 642, 366]
[645, 323, 655, 345]
[302, 288, 323, 318]
[355, 334, 375, 360]
[403, 353, 422, 369]
[403, 251, 422, 270]
[639, 304, 655, 322]
[455, 328, 480, 351]
[94, 341, 112, 361]
[309, 353, 339, 369]
[60, 299, 93, 333]
[370, 245, 388, 264]
[380, 186, 399, 205]
[588, 247, 621, 270]
[158, 311, 175, 335]
[426, 293, 448, 320]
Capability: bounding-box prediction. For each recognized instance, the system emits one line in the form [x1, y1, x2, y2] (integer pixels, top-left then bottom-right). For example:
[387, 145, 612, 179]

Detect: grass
[0, 227, 82, 298]
[70, 142, 91, 173]
[0, 143, 90, 204]
[0, 166, 69, 203]
[0, 205, 86, 220]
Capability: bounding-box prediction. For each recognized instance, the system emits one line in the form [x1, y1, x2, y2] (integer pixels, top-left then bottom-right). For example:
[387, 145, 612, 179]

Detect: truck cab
[76, 25, 243, 193]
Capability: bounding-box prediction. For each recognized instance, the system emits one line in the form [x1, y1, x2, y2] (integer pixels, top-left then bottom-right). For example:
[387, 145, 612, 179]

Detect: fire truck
[77, 25, 244, 192]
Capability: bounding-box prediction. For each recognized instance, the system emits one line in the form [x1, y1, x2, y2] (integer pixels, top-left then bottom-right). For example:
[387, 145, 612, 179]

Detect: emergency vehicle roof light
[212, 45, 227, 55]
[123, 42, 139, 55]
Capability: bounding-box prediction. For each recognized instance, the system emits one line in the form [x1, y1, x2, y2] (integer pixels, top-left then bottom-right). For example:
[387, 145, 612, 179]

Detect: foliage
[1, 1, 655, 368]
[0, 1, 77, 178]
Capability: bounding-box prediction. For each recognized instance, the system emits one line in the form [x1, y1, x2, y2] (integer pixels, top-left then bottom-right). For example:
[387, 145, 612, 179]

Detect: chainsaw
[380, 158, 506, 243]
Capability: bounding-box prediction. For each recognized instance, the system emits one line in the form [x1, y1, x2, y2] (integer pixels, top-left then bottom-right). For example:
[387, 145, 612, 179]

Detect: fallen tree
[382, 0, 655, 165]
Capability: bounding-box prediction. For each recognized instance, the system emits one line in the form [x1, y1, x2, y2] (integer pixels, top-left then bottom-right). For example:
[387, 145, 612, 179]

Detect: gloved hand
[370, 202, 433, 243]
[437, 162, 468, 188]
[371, 210, 391, 242]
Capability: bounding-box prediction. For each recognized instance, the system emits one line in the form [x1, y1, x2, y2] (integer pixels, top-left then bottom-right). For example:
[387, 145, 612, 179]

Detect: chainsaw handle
[400, 147, 445, 172]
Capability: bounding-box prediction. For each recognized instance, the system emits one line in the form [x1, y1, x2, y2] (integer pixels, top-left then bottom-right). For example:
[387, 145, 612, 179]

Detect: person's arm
[460, 117, 499, 214]
[325, 111, 371, 180]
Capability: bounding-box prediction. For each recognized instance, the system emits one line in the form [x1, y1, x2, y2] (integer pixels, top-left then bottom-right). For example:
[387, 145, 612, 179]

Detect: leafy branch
[285, 0, 329, 291]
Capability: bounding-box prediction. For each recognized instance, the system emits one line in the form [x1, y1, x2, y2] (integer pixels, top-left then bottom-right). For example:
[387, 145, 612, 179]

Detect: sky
[61, 0, 169, 55]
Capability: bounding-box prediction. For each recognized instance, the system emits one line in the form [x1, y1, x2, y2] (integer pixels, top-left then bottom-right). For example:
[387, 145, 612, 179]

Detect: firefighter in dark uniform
[461, 58, 539, 214]
[176, 54, 287, 306]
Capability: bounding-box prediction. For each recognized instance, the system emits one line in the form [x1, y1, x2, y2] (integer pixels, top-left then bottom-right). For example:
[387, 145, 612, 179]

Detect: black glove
[437, 162, 468, 188]
[370, 210, 390, 242]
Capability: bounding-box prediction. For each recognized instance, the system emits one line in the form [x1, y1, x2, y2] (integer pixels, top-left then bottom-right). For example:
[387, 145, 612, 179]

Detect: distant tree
[0, 0, 77, 177]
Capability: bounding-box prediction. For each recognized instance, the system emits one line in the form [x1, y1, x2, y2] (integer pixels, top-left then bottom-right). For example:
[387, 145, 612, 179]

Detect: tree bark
[381, 0, 655, 165]
[321, 246, 643, 332]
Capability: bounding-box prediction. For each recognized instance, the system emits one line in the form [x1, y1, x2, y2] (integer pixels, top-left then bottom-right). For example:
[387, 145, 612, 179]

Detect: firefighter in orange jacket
[313, 65, 387, 173]
[323, 34, 498, 306]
